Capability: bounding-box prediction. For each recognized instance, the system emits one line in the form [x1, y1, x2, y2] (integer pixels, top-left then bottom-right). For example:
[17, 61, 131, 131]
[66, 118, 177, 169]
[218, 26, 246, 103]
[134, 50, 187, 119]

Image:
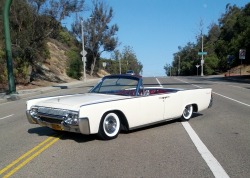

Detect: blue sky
[68, 0, 249, 76]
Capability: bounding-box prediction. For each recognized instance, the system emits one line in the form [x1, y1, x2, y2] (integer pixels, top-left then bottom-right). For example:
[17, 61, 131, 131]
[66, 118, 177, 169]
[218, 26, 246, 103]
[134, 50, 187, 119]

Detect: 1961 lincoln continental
[26, 75, 213, 140]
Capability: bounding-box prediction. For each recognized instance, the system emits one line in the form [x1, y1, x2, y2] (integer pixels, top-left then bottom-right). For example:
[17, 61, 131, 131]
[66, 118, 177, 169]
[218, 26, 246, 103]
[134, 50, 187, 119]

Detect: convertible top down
[26, 75, 213, 140]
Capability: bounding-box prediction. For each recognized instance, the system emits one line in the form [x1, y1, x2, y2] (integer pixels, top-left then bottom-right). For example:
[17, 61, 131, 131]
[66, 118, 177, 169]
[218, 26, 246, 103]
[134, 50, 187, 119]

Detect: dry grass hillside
[224, 65, 250, 76]
[17, 39, 103, 90]
[43, 39, 74, 82]
[17, 39, 77, 90]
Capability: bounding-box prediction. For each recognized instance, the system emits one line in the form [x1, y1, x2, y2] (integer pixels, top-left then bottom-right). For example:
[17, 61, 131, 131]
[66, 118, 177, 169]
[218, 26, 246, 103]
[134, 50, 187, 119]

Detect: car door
[162, 92, 184, 119]
[126, 94, 165, 128]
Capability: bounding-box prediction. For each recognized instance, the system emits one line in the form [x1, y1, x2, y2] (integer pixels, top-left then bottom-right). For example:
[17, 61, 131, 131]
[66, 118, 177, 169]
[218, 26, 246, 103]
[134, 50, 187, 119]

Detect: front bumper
[26, 111, 90, 135]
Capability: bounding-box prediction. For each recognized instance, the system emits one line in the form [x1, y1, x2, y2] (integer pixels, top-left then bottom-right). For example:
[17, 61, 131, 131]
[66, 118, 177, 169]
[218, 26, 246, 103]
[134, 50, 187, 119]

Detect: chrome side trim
[129, 117, 179, 131]
[79, 118, 90, 135]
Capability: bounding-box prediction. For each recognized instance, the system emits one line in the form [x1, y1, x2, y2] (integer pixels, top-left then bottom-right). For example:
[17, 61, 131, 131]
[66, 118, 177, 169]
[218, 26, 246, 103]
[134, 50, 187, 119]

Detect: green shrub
[14, 57, 30, 84]
[66, 49, 82, 80]
[58, 31, 72, 46]
[0, 55, 8, 90]
[0, 48, 4, 58]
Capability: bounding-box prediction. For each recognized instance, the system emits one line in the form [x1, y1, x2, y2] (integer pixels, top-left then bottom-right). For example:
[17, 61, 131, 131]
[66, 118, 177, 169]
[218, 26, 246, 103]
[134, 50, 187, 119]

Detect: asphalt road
[0, 76, 249, 178]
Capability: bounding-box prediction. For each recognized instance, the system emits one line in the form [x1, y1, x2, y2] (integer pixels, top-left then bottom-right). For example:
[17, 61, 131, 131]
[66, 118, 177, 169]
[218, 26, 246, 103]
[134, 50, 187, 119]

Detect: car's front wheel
[98, 112, 120, 140]
[180, 104, 193, 121]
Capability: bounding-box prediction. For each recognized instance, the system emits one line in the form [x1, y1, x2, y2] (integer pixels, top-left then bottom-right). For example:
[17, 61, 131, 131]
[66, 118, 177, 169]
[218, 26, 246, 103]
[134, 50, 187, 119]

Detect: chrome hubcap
[183, 105, 192, 118]
[104, 116, 117, 134]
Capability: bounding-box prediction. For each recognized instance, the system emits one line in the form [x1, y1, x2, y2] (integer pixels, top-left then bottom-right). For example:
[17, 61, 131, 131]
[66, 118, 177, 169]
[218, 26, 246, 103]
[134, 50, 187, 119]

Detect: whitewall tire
[98, 112, 121, 140]
[181, 104, 193, 121]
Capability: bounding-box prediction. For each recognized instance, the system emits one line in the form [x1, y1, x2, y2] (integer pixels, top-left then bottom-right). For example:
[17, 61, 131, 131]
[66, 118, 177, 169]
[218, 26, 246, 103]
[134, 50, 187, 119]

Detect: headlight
[64, 112, 79, 125]
[30, 106, 38, 118]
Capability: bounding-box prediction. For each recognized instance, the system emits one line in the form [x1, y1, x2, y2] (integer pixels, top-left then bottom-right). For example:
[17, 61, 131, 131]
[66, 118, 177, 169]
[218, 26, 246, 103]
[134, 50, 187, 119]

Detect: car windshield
[90, 76, 140, 96]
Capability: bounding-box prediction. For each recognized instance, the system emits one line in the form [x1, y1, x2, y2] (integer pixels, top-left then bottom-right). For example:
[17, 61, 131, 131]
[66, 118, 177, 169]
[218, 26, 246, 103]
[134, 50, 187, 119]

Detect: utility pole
[169, 65, 171, 76]
[201, 35, 204, 76]
[3, 0, 16, 94]
[178, 55, 180, 76]
[119, 57, 121, 74]
[81, 18, 86, 81]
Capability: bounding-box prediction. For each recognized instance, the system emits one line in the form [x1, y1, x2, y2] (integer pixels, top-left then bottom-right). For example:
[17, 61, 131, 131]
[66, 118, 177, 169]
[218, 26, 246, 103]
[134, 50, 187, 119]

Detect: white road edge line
[182, 122, 230, 178]
[175, 77, 250, 107]
[212, 91, 250, 107]
[156, 78, 163, 87]
[0, 114, 14, 120]
[159, 77, 229, 177]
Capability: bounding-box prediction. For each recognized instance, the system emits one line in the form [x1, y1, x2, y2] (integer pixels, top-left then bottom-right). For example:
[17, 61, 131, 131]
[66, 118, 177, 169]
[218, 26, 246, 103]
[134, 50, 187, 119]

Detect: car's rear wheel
[180, 104, 193, 121]
[98, 112, 120, 140]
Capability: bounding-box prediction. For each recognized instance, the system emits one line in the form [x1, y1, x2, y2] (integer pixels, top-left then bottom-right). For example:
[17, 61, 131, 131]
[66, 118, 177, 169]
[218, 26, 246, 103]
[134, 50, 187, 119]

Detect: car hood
[34, 93, 130, 110]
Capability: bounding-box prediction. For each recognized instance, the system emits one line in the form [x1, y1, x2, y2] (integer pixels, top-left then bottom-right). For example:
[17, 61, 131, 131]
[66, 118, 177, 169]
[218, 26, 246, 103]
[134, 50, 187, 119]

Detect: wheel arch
[182, 103, 198, 112]
[192, 104, 198, 112]
[101, 110, 129, 131]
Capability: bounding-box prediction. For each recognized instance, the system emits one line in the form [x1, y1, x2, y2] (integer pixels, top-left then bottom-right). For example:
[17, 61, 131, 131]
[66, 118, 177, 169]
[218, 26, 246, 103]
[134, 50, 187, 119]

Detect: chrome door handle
[159, 96, 169, 99]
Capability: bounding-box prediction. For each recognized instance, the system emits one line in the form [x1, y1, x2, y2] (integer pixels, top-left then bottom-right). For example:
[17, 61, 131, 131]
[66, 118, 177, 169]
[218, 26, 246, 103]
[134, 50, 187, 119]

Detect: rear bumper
[208, 95, 213, 108]
[26, 110, 90, 135]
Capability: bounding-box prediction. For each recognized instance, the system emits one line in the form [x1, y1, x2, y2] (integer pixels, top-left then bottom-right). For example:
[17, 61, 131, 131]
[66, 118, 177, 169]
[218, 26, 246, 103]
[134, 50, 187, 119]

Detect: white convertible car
[26, 75, 213, 140]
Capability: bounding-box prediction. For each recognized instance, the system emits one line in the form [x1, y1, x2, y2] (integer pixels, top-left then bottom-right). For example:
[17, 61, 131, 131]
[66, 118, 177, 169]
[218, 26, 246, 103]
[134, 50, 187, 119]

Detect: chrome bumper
[26, 110, 90, 135]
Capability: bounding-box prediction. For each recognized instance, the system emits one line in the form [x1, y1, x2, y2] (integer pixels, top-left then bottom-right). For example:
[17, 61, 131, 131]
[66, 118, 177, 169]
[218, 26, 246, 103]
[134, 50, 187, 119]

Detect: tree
[215, 3, 244, 68]
[169, 42, 198, 76]
[167, 3, 250, 76]
[163, 63, 171, 76]
[72, 0, 119, 76]
[8, 0, 84, 83]
[109, 49, 122, 74]
[28, 0, 84, 39]
[121, 46, 143, 75]
[98, 46, 143, 75]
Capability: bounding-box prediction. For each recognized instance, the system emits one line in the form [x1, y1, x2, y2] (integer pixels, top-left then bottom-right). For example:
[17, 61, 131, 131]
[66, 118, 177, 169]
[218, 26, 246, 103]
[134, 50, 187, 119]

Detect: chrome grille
[34, 106, 79, 125]
[40, 117, 63, 124]
[38, 107, 68, 117]
[37, 107, 71, 122]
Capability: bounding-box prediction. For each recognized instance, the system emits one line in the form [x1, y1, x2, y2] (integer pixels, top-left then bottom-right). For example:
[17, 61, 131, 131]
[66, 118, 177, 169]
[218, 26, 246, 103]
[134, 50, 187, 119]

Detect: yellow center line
[0, 134, 61, 177]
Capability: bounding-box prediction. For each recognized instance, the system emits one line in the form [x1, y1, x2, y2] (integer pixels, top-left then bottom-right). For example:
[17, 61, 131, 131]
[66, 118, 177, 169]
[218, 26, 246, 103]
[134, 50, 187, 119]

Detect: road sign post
[198, 52, 207, 55]
[195, 64, 200, 76]
[239, 49, 246, 76]
[198, 36, 207, 76]
[239, 49, 246, 66]
[102, 62, 107, 69]
[80, 50, 87, 81]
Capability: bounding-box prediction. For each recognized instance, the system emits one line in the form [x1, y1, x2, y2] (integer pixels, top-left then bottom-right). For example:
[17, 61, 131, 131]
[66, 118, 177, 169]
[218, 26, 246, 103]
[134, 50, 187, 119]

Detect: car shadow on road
[27, 127, 97, 143]
[28, 126, 57, 136]
[60, 132, 97, 142]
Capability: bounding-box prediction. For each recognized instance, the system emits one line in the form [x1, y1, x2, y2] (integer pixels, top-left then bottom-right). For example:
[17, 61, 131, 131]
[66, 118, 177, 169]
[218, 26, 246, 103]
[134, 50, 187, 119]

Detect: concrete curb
[0, 87, 60, 104]
[0, 79, 100, 104]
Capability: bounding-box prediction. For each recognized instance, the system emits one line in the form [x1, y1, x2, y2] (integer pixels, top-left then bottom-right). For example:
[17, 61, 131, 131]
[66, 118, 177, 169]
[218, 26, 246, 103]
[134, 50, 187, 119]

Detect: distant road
[0, 76, 249, 178]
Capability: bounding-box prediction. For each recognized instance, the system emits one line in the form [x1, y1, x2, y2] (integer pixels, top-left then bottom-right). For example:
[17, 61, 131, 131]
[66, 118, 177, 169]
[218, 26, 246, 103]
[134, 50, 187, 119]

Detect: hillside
[224, 65, 250, 76]
[16, 39, 104, 90]
[17, 39, 77, 90]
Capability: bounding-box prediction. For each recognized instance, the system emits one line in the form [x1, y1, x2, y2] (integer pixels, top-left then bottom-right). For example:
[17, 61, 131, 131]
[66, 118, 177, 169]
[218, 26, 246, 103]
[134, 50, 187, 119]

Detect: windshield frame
[89, 75, 143, 96]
